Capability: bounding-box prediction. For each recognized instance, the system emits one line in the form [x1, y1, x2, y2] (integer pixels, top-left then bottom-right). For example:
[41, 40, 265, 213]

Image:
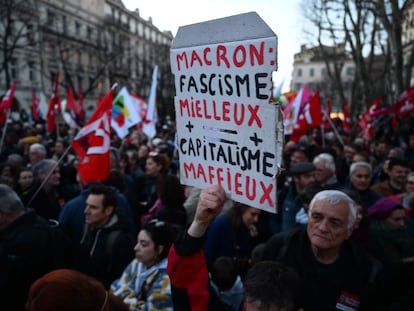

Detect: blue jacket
[59, 186, 137, 240]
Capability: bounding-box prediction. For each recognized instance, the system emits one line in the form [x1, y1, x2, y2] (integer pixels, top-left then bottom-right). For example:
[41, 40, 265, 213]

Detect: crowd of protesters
[1, 111, 414, 310]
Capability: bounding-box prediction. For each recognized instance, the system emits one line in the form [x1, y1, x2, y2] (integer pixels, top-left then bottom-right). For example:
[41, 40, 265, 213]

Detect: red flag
[307, 91, 323, 127]
[77, 87, 85, 120]
[322, 99, 332, 130]
[362, 123, 374, 140]
[31, 89, 42, 122]
[326, 99, 332, 116]
[47, 73, 60, 133]
[394, 86, 414, 115]
[71, 88, 113, 183]
[366, 97, 381, 116]
[357, 97, 380, 130]
[343, 100, 351, 132]
[283, 85, 312, 135]
[290, 91, 322, 143]
[0, 81, 17, 126]
[130, 91, 148, 132]
[65, 87, 83, 125]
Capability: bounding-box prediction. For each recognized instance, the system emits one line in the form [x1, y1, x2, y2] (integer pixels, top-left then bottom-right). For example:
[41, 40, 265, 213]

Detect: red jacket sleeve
[167, 238, 210, 311]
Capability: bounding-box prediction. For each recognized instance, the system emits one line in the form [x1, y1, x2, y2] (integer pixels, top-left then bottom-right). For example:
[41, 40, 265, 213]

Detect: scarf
[134, 257, 168, 297]
[370, 220, 414, 259]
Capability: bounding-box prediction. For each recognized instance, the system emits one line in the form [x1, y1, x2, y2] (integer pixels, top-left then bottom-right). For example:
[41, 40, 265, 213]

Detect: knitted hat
[367, 197, 402, 221]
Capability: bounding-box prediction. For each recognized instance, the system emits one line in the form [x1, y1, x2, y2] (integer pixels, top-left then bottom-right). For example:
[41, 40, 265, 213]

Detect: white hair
[308, 190, 357, 228]
[313, 153, 335, 172]
[30, 143, 47, 156]
[350, 161, 372, 175]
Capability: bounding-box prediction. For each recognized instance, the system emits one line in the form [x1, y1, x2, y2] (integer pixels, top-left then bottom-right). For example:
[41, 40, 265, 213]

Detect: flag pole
[320, 123, 326, 149]
[0, 109, 12, 154]
[26, 145, 73, 208]
[322, 109, 344, 146]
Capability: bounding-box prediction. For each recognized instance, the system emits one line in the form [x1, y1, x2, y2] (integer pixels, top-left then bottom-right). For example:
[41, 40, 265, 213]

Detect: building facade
[0, 0, 174, 119]
[290, 44, 355, 112]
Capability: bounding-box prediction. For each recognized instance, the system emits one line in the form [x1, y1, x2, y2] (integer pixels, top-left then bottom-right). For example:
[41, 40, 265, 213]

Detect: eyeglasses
[407, 180, 414, 185]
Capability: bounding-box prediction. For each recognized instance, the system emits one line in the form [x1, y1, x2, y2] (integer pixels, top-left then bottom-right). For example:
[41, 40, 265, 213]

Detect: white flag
[143, 65, 158, 139]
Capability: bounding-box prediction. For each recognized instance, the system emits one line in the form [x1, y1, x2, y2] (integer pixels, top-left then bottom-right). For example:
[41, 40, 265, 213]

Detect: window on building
[88, 52, 93, 66]
[62, 15, 67, 33]
[28, 62, 35, 82]
[47, 10, 55, 27]
[76, 50, 81, 64]
[49, 43, 56, 59]
[89, 76, 94, 88]
[75, 21, 81, 36]
[87, 26, 92, 40]
[310, 68, 314, 77]
[294, 83, 302, 90]
[346, 66, 355, 76]
[50, 72, 57, 89]
[321, 68, 326, 76]
[26, 23, 35, 45]
[10, 58, 17, 80]
[297, 68, 302, 77]
[77, 76, 83, 89]
[63, 48, 69, 60]
[138, 23, 143, 37]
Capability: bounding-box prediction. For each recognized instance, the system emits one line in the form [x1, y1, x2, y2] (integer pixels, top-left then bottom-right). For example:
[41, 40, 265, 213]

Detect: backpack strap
[105, 230, 122, 272]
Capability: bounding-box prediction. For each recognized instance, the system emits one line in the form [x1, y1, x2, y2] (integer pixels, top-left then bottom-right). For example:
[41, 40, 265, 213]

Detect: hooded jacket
[72, 214, 134, 289]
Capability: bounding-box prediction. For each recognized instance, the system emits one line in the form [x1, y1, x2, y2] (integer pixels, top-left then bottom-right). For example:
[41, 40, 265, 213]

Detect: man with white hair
[345, 161, 382, 209]
[28, 143, 47, 167]
[313, 152, 339, 187]
[262, 190, 382, 310]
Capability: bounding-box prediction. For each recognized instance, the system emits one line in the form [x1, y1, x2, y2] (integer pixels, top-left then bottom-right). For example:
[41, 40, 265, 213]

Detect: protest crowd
[1, 21, 414, 307]
[1, 94, 414, 311]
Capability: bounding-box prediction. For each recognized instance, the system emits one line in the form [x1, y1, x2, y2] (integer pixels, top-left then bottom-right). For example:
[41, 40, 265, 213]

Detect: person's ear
[156, 245, 164, 256]
[104, 205, 115, 217]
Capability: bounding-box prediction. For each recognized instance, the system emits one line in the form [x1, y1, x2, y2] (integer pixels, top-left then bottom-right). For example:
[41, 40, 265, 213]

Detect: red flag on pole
[357, 97, 380, 130]
[31, 89, 42, 122]
[71, 88, 113, 183]
[65, 87, 83, 126]
[0, 81, 17, 126]
[343, 100, 351, 132]
[322, 99, 332, 130]
[47, 73, 60, 133]
[290, 91, 322, 143]
[394, 86, 414, 115]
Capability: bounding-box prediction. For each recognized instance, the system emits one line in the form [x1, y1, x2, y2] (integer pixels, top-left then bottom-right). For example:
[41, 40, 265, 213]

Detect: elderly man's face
[307, 200, 352, 252]
[350, 167, 371, 191]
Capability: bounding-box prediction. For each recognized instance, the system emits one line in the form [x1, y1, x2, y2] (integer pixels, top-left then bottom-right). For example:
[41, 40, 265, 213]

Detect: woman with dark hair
[14, 167, 34, 198]
[137, 153, 170, 218]
[142, 174, 187, 230]
[26, 269, 129, 311]
[203, 202, 261, 279]
[110, 219, 175, 311]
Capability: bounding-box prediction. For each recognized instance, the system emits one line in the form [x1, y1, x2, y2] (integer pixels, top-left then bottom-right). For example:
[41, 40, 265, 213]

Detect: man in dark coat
[0, 184, 70, 311]
[262, 189, 383, 310]
[70, 184, 134, 288]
